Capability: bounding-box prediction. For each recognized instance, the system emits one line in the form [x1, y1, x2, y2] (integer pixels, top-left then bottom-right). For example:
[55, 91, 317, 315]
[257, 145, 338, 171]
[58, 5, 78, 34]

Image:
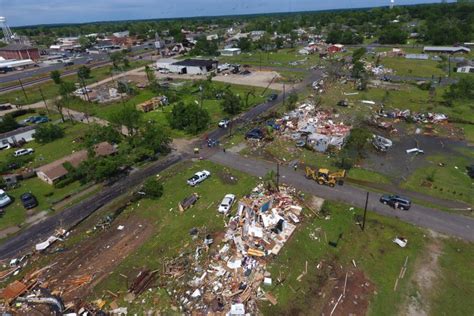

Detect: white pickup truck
[187, 170, 211, 186]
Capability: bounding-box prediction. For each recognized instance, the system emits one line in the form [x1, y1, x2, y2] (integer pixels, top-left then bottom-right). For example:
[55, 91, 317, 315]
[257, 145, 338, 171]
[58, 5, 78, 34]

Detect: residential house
[423, 46, 471, 54]
[0, 125, 36, 147]
[36, 142, 117, 185]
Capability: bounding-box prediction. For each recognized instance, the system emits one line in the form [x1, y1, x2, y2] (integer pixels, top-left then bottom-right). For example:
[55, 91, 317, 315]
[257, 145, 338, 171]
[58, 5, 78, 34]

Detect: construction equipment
[305, 167, 346, 187]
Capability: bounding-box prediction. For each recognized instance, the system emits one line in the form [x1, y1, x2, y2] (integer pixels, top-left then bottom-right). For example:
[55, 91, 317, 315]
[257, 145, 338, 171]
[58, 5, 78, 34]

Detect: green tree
[378, 25, 408, 44]
[286, 92, 298, 111]
[109, 105, 142, 136]
[34, 124, 65, 144]
[352, 47, 366, 62]
[77, 66, 91, 80]
[50, 70, 62, 85]
[136, 121, 171, 154]
[444, 76, 474, 101]
[238, 37, 252, 52]
[168, 102, 210, 134]
[0, 114, 19, 133]
[84, 125, 122, 148]
[141, 177, 164, 199]
[144, 65, 157, 86]
[220, 91, 241, 115]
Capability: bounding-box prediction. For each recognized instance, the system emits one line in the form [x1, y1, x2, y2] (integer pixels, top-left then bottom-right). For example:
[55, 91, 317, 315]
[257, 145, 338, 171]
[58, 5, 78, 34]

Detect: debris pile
[164, 184, 304, 314]
[376, 108, 448, 124]
[276, 103, 352, 152]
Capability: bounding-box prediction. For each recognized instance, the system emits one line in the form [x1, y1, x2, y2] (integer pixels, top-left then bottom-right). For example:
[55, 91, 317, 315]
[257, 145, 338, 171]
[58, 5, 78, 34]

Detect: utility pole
[283, 83, 286, 108]
[38, 87, 50, 115]
[259, 51, 262, 71]
[18, 79, 28, 101]
[229, 120, 232, 137]
[276, 162, 280, 192]
[362, 192, 369, 231]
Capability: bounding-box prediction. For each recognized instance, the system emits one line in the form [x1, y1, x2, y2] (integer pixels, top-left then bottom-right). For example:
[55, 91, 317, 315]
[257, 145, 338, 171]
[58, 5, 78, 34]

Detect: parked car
[13, 148, 34, 157]
[34, 117, 49, 124]
[218, 194, 236, 214]
[0, 189, 12, 208]
[0, 142, 11, 150]
[187, 170, 211, 186]
[218, 119, 230, 128]
[20, 193, 38, 209]
[267, 93, 278, 102]
[466, 165, 474, 179]
[379, 194, 411, 210]
[245, 128, 264, 140]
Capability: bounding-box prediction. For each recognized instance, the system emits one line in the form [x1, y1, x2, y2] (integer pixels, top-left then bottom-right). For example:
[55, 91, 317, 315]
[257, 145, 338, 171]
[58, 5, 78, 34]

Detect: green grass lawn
[347, 168, 392, 184]
[0, 121, 88, 169]
[261, 200, 426, 316]
[0, 177, 84, 231]
[402, 152, 473, 205]
[431, 238, 474, 316]
[380, 57, 445, 78]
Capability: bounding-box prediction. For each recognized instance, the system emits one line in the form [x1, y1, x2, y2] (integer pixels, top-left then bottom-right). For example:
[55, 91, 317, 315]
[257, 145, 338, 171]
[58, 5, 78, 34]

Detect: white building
[0, 125, 36, 147]
[206, 34, 219, 41]
[157, 59, 218, 75]
[220, 48, 241, 56]
[456, 65, 474, 73]
[113, 31, 130, 38]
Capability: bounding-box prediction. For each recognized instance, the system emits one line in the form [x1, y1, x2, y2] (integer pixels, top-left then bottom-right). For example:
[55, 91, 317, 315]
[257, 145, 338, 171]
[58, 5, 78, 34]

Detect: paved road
[210, 151, 474, 241]
[0, 153, 183, 260]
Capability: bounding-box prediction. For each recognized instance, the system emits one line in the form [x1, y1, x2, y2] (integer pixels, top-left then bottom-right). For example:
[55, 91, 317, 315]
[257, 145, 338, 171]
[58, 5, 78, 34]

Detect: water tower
[0, 17, 14, 43]
[390, 0, 395, 9]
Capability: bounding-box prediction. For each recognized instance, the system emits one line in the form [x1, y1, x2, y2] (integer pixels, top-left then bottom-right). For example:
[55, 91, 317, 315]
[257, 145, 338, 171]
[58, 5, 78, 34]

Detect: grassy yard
[0, 177, 84, 231]
[401, 151, 473, 205]
[0, 121, 88, 169]
[90, 160, 258, 312]
[431, 238, 474, 316]
[261, 200, 426, 316]
[380, 57, 445, 78]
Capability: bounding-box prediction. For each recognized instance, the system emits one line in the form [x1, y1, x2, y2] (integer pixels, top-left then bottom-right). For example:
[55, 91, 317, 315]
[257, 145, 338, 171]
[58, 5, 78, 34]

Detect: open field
[430, 238, 474, 316]
[401, 151, 473, 205]
[379, 57, 445, 78]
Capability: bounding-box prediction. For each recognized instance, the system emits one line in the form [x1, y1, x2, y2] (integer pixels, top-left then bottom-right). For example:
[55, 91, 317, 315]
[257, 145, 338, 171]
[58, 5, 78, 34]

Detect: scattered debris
[406, 148, 424, 155]
[163, 184, 304, 314]
[179, 193, 199, 212]
[372, 135, 393, 152]
[393, 237, 408, 248]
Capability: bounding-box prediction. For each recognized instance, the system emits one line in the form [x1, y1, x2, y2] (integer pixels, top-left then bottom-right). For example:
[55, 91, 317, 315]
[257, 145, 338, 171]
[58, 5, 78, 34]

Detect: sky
[2, 0, 449, 27]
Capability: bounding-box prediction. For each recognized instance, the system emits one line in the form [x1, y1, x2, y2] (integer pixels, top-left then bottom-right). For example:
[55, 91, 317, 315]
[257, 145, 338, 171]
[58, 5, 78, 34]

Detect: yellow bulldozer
[305, 167, 346, 187]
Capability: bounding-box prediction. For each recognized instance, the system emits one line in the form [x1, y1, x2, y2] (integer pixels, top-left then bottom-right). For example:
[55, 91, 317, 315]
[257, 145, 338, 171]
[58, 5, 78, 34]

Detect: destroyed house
[36, 142, 117, 185]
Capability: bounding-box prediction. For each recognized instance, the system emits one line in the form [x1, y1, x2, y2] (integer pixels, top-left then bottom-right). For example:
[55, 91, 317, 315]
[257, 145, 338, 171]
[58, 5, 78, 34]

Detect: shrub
[34, 124, 65, 144]
[142, 177, 164, 199]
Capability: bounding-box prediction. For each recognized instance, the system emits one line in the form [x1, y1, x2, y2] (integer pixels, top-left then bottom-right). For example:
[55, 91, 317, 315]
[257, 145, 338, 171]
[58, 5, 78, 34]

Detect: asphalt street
[210, 151, 474, 241]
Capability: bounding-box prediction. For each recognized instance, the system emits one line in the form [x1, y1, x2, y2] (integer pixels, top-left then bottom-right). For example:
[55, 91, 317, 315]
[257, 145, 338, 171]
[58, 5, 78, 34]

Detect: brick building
[0, 43, 40, 61]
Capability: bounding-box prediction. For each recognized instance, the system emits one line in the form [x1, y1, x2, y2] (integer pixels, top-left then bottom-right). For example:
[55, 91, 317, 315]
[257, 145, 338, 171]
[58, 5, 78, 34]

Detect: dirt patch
[41, 216, 154, 307]
[213, 71, 284, 91]
[216, 168, 239, 185]
[321, 268, 375, 316]
[404, 234, 444, 316]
